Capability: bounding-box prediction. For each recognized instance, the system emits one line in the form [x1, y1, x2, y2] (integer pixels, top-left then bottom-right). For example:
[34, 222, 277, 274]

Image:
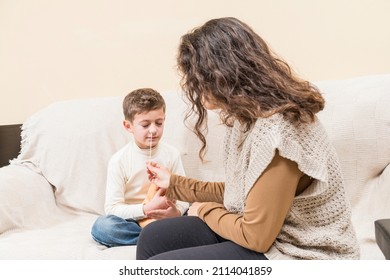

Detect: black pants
[136, 216, 268, 260]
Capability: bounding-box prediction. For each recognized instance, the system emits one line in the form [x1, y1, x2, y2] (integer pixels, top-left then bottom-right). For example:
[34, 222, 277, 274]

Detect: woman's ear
[123, 120, 133, 133]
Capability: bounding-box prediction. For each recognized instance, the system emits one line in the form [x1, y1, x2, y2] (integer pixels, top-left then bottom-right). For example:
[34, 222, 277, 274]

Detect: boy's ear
[123, 120, 133, 133]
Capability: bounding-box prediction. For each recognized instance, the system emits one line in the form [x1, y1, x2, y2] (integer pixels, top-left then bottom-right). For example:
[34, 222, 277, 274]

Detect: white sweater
[104, 140, 188, 220]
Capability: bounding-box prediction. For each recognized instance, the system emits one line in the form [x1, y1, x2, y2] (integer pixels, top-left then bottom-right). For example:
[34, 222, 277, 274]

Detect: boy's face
[123, 108, 165, 149]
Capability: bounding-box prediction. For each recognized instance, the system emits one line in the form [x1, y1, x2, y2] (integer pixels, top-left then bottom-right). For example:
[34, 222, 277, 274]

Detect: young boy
[91, 88, 188, 247]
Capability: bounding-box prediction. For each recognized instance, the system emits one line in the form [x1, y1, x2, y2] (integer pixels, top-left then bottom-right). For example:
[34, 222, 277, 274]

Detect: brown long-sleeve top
[166, 151, 306, 253]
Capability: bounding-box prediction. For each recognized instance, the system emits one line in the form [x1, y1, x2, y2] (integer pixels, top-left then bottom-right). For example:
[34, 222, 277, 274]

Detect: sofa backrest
[13, 97, 131, 214]
[13, 74, 390, 227]
[316, 74, 390, 208]
[315, 74, 390, 258]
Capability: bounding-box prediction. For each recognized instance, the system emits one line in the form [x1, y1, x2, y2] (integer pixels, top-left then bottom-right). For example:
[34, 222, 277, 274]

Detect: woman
[136, 17, 360, 260]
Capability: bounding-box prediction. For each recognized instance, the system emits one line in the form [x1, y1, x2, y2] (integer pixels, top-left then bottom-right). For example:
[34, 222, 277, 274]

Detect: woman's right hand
[146, 161, 171, 189]
[187, 202, 205, 216]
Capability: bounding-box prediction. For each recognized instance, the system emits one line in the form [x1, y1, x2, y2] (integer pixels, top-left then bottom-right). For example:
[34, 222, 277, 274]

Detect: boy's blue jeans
[91, 215, 141, 247]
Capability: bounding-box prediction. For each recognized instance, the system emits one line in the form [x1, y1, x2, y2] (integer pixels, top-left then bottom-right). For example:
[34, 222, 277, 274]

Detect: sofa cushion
[0, 213, 136, 259]
[13, 97, 131, 215]
[161, 92, 226, 182]
[0, 165, 60, 233]
[316, 73, 390, 259]
[316, 74, 390, 207]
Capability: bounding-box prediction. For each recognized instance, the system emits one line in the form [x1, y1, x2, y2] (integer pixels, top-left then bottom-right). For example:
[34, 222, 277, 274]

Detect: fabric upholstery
[316, 74, 390, 259]
[0, 74, 389, 259]
[316, 74, 390, 206]
[0, 165, 60, 233]
[13, 97, 131, 215]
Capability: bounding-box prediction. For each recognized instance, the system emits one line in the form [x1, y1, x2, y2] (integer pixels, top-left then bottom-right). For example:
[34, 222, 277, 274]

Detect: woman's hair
[177, 17, 325, 160]
[123, 88, 166, 122]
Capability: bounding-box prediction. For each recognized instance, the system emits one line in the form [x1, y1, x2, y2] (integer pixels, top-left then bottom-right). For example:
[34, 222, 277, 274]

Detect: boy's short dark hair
[123, 88, 166, 122]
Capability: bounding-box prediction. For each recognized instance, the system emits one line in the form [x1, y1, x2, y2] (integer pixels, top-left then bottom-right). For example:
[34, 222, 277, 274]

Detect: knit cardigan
[223, 114, 360, 259]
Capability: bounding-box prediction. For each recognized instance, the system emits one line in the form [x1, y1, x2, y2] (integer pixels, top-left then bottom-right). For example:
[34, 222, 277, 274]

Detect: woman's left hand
[145, 200, 180, 219]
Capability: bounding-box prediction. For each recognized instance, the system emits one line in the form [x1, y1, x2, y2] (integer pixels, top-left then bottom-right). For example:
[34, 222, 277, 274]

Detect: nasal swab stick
[149, 134, 153, 160]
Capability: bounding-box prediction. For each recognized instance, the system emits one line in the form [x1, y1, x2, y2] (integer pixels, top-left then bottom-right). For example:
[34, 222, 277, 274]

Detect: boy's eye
[139, 121, 164, 128]
[139, 123, 150, 128]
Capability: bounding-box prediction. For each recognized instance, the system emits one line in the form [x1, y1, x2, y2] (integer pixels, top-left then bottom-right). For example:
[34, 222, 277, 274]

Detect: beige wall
[1, 0, 390, 125]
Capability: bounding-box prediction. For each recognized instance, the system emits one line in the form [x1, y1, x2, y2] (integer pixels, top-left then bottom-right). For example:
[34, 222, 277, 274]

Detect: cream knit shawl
[223, 114, 360, 259]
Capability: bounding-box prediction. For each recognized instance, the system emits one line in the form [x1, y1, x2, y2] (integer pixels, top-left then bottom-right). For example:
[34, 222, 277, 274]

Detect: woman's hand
[142, 188, 169, 213]
[145, 199, 181, 219]
[187, 202, 205, 216]
[146, 161, 171, 189]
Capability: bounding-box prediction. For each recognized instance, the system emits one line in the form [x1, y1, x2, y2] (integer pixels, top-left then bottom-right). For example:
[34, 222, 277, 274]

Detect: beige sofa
[0, 73, 389, 260]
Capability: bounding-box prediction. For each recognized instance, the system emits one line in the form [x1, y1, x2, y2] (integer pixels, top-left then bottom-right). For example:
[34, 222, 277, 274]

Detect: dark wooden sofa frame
[0, 124, 22, 168]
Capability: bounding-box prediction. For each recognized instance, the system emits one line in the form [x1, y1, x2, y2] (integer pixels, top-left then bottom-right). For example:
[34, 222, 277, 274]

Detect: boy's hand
[145, 199, 181, 219]
[142, 188, 169, 214]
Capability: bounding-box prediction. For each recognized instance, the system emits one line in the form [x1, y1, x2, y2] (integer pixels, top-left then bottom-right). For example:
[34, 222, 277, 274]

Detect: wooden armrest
[375, 219, 390, 260]
[0, 124, 22, 167]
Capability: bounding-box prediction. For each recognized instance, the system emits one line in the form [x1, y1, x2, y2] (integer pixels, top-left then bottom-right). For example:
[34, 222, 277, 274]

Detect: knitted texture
[223, 114, 360, 259]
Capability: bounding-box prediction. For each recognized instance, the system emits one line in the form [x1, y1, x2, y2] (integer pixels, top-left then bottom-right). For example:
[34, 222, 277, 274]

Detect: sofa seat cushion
[0, 213, 136, 260]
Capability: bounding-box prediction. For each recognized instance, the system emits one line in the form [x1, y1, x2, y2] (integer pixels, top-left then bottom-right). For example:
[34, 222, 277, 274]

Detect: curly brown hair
[177, 17, 325, 160]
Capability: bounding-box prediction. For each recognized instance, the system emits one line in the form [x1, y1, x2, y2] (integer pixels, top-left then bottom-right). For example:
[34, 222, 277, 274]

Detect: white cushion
[161, 91, 226, 182]
[0, 214, 136, 260]
[14, 97, 131, 215]
[316, 73, 390, 259]
[0, 165, 60, 234]
[316, 74, 390, 207]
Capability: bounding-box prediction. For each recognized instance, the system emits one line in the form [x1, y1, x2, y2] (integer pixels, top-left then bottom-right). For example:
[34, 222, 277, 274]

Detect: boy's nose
[149, 126, 157, 135]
